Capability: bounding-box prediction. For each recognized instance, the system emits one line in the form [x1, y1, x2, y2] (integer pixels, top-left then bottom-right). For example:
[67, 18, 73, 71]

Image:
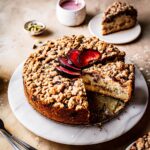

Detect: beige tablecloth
[0, 0, 150, 149]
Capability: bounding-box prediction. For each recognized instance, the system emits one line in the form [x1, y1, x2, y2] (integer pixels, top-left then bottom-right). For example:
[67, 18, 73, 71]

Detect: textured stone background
[0, 0, 150, 149]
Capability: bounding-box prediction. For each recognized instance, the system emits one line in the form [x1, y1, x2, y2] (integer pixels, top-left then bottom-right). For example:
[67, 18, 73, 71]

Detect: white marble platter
[88, 13, 141, 44]
[8, 63, 148, 145]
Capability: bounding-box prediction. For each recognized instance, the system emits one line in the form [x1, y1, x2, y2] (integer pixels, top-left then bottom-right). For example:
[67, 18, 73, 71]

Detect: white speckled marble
[88, 13, 141, 44]
[8, 63, 148, 145]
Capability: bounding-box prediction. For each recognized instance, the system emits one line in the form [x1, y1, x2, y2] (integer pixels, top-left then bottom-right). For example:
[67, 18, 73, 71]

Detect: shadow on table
[33, 29, 53, 38]
[0, 77, 8, 94]
[83, 13, 94, 26]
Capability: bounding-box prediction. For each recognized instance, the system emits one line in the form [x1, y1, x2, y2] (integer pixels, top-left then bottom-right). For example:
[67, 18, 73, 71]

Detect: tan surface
[0, 0, 150, 149]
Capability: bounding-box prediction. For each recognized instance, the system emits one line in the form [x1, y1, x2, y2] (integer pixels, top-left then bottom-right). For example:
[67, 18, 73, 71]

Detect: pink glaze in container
[60, 0, 82, 10]
[56, 0, 86, 26]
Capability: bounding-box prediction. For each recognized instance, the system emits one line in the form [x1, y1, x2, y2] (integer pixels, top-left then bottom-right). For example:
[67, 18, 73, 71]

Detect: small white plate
[88, 13, 141, 44]
[8, 63, 148, 145]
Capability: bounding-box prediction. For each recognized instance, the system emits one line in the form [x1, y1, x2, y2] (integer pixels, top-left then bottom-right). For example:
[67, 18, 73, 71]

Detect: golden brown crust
[23, 35, 125, 107]
[102, 1, 137, 35]
[22, 35, 133, 125]
[102, 1, 137, 23]
[24, 82, 89, 125]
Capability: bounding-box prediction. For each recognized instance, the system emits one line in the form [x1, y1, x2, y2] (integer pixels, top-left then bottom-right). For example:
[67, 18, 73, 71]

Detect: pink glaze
[60, 0, 82, 10]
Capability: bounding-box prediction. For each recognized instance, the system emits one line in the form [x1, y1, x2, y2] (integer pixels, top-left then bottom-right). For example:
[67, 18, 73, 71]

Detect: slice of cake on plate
[101, 1, 137, 35]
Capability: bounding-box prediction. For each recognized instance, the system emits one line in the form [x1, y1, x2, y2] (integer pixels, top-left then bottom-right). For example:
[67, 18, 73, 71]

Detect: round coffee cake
[23, 35, 130, 125]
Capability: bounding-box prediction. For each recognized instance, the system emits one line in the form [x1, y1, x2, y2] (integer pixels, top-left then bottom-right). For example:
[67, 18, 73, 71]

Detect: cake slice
[82, 61, 135, 102]
[101, 1, 137, 35]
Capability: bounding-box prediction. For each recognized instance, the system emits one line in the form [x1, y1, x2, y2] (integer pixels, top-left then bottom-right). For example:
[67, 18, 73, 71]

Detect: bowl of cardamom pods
[24, 20, 46, 36]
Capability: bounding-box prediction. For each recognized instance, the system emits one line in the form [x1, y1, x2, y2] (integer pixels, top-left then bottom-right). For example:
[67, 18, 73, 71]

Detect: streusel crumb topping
[130, 132, 150, 150]
[83, 61, 134, 85]
[103, 1, 137, 23]
[23, 35, 125, 109]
